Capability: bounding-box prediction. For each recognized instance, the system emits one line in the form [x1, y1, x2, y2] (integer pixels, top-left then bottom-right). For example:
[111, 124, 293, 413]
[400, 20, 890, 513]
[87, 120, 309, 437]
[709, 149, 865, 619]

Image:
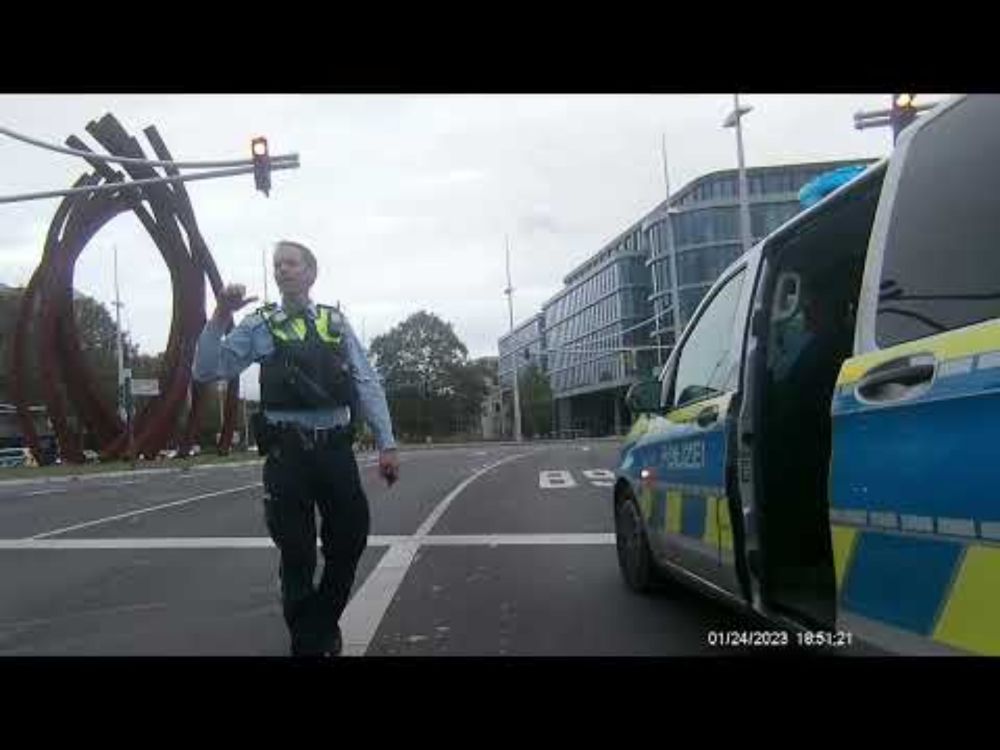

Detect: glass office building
[498, 313, 545, 390]
[542, 220, 655, 436]
[498, 159, 875, 438]
[645, 160, 874, 352]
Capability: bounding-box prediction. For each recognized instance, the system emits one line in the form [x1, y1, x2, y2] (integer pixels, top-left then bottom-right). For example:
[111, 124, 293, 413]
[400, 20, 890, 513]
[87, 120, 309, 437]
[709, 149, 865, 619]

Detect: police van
[615, 94, 1000, 655]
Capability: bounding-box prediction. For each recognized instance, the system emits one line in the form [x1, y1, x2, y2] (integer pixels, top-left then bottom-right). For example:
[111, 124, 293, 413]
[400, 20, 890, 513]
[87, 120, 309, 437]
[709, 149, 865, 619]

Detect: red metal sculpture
[10, 114, 240, 463]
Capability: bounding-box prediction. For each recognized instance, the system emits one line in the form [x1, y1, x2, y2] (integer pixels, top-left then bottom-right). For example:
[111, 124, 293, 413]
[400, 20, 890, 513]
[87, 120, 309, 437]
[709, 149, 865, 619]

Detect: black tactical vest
[258, 303, 355, 411]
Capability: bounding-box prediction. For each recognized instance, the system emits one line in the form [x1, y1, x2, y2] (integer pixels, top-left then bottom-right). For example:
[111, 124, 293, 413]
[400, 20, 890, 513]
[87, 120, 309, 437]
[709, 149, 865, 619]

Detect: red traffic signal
[251, 136, 270, 196]
[891, 94, 918, 141]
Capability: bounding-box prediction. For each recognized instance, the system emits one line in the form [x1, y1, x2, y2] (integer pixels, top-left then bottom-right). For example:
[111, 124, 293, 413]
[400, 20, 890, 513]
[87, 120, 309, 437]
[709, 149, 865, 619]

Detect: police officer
[193, 239, 399, 656]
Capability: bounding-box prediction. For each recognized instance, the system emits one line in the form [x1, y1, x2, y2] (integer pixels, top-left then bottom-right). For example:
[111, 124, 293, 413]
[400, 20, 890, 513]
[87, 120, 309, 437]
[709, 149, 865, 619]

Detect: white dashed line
[28, 483, 262, 540]
[0, 535, 411, 550]
[339, 452, 530, 657]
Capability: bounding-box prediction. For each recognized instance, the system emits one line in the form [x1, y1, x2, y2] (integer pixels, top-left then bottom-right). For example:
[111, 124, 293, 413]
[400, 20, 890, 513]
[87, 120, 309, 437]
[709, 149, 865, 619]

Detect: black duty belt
[271, 421, 352, 451]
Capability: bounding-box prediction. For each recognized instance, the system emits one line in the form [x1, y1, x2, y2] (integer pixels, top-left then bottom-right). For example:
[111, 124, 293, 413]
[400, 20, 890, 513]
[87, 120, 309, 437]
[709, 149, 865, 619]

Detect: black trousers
[262, 430, 370, 654]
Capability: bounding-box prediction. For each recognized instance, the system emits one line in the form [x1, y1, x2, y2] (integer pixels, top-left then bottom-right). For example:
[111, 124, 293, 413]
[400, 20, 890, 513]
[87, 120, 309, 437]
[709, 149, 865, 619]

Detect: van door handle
[696, 405, 719, 427]
[856, 355, 935, 401]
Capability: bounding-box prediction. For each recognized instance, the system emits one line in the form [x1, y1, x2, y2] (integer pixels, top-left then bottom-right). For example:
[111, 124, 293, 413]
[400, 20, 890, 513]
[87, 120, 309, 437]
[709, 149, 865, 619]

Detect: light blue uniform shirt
[192, 301, 396, 451]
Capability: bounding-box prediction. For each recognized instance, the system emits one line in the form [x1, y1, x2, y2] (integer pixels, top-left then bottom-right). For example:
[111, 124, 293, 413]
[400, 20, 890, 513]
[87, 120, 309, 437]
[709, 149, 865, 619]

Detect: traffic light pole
[0, 160, 299, 205]
[0, 123, 299, 205]
[723, 94, 754, 254]
[854, 94, 938, 143]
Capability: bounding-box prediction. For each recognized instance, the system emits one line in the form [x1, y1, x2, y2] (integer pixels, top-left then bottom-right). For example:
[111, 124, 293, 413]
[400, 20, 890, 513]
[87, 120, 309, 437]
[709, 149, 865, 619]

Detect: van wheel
[615, 491, 661, 593]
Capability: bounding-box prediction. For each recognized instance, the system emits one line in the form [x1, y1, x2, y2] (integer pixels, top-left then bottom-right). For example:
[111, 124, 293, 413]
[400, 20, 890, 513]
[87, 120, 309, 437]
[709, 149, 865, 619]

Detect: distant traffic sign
[130, 379, 160, 396]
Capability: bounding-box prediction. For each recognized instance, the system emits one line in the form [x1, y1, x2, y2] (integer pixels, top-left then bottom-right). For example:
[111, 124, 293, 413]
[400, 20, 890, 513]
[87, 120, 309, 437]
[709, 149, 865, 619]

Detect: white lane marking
[582, 469, 614, 487]
[0, 533, 615, 551]
[0, 535, 411, 550]
[24, 489, 69, 497]
[340, 541, 420, 657]
[413, 453, 528, 538]
[540, 470, 577, 489]
[340, 452, 529, 657]
[27, 483, 262, 540]
[540, 469, 615, 489]
[420, 533, 614, 546]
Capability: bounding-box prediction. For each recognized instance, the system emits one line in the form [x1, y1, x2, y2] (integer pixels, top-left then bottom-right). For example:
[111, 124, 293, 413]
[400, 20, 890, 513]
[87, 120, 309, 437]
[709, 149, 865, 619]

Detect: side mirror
[626, 379, 661, 415]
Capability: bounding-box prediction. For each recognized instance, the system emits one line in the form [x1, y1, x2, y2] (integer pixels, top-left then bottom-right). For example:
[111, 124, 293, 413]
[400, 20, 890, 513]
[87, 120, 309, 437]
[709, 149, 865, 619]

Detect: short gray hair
[275, 240, 317, 274]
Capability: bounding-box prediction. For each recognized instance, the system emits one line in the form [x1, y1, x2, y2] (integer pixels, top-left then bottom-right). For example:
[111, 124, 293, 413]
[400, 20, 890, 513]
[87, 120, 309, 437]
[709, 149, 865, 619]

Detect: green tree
[369, 311, 490, 440]
[519, 362, 553, 438]
[0, 288, 133, 409]
[448, 356, 495, 436]
[73, 293, 132, 409]
[0, 287, 22, 403]
[370, 311, 467, 393]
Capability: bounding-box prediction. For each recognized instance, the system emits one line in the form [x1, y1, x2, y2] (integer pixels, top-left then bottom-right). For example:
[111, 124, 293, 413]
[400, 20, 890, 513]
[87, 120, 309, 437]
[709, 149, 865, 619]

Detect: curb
[0, 459, 263, 488]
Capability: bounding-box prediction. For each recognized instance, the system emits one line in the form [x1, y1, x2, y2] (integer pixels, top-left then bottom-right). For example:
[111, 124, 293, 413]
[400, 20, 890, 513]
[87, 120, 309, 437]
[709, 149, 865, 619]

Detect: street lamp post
[112, 244, 135, 468]
[723, 94, 754, 254]
[661, 136, 683, 354]
[504, 236, 523, 443]
[243, 397, 250, 451]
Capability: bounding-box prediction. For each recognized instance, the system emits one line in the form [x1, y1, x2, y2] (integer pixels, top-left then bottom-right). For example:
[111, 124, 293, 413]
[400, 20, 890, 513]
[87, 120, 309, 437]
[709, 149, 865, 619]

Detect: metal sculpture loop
[10, 113, 240, 463]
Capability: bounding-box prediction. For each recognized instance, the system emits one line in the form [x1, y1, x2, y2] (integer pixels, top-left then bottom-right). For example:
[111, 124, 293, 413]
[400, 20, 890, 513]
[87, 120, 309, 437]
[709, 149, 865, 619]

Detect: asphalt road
[0, 441, 760, 656]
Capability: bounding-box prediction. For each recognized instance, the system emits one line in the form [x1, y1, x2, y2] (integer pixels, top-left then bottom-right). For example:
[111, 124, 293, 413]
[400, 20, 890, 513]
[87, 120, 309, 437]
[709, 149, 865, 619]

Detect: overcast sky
[0, 94, 940, 397]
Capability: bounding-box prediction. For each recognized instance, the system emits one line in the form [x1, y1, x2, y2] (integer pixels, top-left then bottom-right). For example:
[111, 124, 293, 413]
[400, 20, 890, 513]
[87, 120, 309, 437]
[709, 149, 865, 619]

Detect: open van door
[831, 95, 1000, 655]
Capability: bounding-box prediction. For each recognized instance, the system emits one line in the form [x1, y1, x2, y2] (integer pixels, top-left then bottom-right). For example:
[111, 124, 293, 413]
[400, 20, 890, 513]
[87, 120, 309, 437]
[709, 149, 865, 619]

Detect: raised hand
[215, 284, 259, 320]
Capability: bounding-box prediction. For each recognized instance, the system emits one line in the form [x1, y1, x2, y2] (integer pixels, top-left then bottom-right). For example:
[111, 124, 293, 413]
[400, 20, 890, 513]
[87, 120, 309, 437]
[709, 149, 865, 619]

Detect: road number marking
[582, 469, 614, 487]
[539, 469, 614, 489]
[539, 470, 577, 489]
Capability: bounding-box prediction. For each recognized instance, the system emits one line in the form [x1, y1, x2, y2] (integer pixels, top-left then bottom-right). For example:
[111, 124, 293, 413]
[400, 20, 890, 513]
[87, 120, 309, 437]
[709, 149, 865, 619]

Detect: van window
[876, 95, 1000, 347]
[672, 269, 746, 408]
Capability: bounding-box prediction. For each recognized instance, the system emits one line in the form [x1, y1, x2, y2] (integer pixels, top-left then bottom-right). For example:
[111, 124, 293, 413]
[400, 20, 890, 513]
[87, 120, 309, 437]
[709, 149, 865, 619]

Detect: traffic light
[891, 93, 918, 142]
[251, 136, 271, 196]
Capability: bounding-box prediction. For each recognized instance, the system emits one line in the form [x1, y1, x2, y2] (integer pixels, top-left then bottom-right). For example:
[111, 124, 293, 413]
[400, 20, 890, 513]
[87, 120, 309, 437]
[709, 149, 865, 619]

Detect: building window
[750, 202, 797, 239]
[679, 285, 709, 326]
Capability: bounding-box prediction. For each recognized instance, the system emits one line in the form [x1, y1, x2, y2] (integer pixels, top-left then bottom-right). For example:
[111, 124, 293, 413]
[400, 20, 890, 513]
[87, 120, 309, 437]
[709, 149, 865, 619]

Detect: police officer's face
[273, 244, 315, 299]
